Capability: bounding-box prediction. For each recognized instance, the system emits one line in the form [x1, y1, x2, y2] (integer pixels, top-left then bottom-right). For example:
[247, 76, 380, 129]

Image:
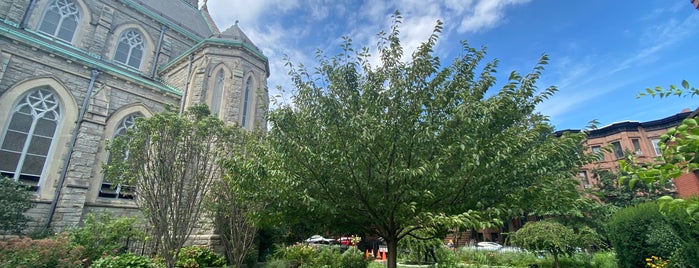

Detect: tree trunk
[386, 237, 398, 268]
[553, 253, 560, 268]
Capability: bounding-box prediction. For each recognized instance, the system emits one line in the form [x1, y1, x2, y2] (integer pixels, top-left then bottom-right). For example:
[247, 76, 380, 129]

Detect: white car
[476, 242, 503, 250]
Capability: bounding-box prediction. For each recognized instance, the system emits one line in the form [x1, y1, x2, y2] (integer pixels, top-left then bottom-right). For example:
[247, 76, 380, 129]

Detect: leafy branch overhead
[622, 80, 699, 225]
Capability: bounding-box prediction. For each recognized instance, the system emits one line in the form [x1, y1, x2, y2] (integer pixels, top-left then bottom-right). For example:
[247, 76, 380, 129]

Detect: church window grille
[98, 114, 139, 199]
[211, 69, 224, 115]
[114, 29, 145, 69]
[38, 0, 81, 42]
[241, 77, 252, 128]
[0, 88, 61, 190]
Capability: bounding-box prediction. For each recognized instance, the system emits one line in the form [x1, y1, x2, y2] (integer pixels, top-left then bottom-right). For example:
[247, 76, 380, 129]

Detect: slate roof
[131, 0, 213, 39]
[216, 23, 260, 51]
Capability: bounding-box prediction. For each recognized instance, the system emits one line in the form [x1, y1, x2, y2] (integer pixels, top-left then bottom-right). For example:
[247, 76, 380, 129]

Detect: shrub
[307, 246, 341, 267]
[274, 243, 317, 267]
[0, 233, 85, 268]
[433, 245, 458, 267]
[91, 252, 163, 268]
[69, 212, 145, 264]
[176, 245, 225, 268]
[456, 247, 537, 267]
[0, 176, 35, 235]
[607, 202, 680, 268]
[590, 251, 618, 268]
[338, 246, 368, 268]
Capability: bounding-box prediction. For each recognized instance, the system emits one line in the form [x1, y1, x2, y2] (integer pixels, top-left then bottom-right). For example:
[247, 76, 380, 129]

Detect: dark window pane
[1, 130, 28, 152]
[0, 150, 20, 172]
[39, 11, 60, 35]
[18, 174, 40, 188]
[8, 113, 32, 133]
[114, 42, 130, 64]
[18, 105, 31, 114]
[28, 136, 52, 155]
[35, 117, 57, 137]
[128, 47, 143, 68]
[20, 154, 46, 176]
[57, 17, 77, 41]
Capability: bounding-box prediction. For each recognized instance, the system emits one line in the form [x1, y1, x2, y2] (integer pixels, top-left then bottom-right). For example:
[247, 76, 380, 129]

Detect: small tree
[510, 220, 583, 268]
[0, 176, 34, 235]
[208, 132, 264, 268]
[104, 104, 238, 268]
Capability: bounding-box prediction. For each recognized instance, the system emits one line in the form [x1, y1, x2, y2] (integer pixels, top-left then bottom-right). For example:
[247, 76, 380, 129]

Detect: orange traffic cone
[382, 251, 387, 260]
[365, 249, 370, 260]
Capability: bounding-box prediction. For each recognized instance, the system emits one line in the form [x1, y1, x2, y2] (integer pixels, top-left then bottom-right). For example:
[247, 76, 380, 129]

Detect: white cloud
[204, 0, 533, 108]
[456, 0, 530, 33]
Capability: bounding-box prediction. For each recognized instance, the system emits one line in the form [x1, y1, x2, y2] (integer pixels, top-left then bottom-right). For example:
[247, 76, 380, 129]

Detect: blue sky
[204, 0, 699, 130]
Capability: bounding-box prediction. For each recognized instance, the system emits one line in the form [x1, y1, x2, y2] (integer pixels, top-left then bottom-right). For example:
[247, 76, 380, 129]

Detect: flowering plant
[645, 255, 669, 268]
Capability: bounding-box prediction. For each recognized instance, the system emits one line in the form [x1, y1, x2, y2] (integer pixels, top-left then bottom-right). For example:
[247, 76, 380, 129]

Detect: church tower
[160, 8, 269, 131]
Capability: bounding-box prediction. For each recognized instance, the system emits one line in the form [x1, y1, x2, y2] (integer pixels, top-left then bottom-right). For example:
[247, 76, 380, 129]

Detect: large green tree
[104, 104, 239, 268]
[265, 15, 586, 268]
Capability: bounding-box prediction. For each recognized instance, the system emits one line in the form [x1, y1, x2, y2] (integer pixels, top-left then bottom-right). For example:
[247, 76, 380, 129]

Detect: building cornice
[0, 23, 182, 96]
[554, 111, 693, 138]
[158, 38, 270, 77]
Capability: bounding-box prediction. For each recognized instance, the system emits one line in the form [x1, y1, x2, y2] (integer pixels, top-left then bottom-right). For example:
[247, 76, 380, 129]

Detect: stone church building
[0, 0, 269, 236]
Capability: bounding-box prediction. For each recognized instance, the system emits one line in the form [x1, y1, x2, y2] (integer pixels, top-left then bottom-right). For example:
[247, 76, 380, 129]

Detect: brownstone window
[611, 141, 624, 159]
[579, 171, 590, 188]
[0, 88, 61, 190]
[591, 145, 603, 160]
[651, 138, 662, 156]
[631, 138, 642, 155]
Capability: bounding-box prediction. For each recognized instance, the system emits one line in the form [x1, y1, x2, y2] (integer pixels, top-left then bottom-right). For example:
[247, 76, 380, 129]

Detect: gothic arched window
[210, 69, 224, 115]
[98, 113, 140, 199]
[114, 29, 145, 69]
[241, 77, 252, 128]
[0, 88, 61, 190]
[38, 0, 81, 42]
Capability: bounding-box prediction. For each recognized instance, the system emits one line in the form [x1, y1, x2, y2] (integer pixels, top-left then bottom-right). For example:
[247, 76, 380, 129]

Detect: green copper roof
[120, 0, 206, 41]
[158, 38, 269, 76]
[0, 23, 182, 96]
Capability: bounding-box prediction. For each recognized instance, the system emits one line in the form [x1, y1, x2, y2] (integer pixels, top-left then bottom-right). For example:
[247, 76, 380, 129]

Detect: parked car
[338, 236, 352, 246]
[475, 242, 503, 250]
[305, 235, 336, 244]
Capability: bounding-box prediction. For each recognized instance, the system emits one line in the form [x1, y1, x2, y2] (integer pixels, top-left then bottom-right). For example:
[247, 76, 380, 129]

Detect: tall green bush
[175, 245, 225, 268]
[0, 176, 35, 234]
[69, 212, 145, 264]
[606, 202, 679, 268]
[91, 252, 163, 268]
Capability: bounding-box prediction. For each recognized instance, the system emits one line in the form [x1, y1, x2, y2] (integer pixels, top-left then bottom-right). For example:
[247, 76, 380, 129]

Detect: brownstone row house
[446, 108, 699, 247]
[0, 0, 269, 245]
[576, 108, 699, 198]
